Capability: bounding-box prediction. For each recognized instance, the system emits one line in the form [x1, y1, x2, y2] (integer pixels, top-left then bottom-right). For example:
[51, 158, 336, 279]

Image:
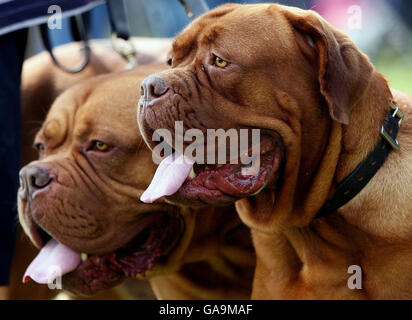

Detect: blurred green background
[375, 49, 412, 93]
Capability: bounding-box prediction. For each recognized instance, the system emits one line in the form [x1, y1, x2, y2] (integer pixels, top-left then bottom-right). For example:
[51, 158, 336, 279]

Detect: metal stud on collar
[380, 101, 404, 150]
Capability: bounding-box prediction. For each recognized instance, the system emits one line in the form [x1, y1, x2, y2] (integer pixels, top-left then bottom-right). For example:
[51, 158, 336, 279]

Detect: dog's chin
[165, 135, 284, 207]
[19, 196, 187, 296]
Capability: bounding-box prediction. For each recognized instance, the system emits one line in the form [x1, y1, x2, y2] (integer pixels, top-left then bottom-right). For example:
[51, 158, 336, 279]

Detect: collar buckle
[380, 101, 403, 150]
[390, 101, 404, 126]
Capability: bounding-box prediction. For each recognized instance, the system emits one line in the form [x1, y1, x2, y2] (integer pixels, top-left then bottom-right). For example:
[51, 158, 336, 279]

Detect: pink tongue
[141, 152, 194, 203]
[23, 239, 81, 284]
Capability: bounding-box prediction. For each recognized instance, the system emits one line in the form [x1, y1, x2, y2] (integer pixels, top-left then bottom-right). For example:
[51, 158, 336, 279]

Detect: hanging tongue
[141, 152, 194, 203]
[23, 239, 81, 284]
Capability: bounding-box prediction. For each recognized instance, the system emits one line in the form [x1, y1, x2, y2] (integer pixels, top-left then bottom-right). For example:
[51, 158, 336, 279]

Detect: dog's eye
[91, 140, 110, 152]
[167, 57, 173, 66]
[35, 143, 46, 154]
[214, 56, 228, 68]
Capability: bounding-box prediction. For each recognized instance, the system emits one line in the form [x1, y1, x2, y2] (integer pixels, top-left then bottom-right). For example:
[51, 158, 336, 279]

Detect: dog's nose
[140, 75, 169, 102]
[19, 165, 52, 200]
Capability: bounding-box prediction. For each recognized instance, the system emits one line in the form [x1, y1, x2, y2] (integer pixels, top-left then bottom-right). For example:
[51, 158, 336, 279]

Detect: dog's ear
[282, 7, 374, 124]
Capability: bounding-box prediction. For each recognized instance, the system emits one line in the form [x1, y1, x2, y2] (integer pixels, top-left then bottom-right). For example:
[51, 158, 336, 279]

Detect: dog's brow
[172, 28, 223, 65]
[37, 116, 69, 151]
[74, 120, 92, 142]
[172, 37, 195, 60]
[201, 27, 222, 45]
[170, 41, 197, 66]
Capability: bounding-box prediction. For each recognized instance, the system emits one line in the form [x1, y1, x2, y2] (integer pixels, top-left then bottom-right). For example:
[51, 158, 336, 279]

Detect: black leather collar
[316, 101, 404, 218]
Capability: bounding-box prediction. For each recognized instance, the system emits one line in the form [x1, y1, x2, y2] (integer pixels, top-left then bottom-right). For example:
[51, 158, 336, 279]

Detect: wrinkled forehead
[74, 84, 141, 140]
[37, 77, 142, 146]
[36, 88, 82, 145]
[172, 4, 292, 61]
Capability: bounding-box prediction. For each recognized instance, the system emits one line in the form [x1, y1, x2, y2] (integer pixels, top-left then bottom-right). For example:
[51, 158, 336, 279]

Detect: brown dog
[138, 3, 412, 299]
[8, 39, 168, 300]
[17, 64, 254, 299]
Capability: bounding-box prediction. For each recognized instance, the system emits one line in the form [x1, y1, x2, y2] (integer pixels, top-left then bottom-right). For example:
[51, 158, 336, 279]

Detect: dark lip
[166, 190, 238, 207]
[166, 166, 281, 207]
[28, 217, 49, 248]
[18, 199, 52, 249]
[140, 116, 157, 150]
[168, 135, 284, 206]
[139, 98, 163, 151]
[59, 211, 185, 295]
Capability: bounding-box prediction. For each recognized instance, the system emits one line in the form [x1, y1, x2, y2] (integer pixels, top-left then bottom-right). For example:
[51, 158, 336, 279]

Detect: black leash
[39, 13, 90, 74]
[39, 0, 210, 73]
[40, 0, 135, 73]
[317, 101, 404, 218]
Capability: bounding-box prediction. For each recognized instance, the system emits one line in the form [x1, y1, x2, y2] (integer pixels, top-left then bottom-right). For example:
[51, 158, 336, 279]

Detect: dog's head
[18, 69, 197, 295]
[138, 4, 375, 231]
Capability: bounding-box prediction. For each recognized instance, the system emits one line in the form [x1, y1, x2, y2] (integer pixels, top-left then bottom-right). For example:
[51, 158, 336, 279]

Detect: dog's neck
[278, 69, 394, 226]
[252, 211, 412, 299]
[252, 71, 412, 299]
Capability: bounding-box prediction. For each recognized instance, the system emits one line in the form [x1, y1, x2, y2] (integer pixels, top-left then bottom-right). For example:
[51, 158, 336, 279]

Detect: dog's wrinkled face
[138, 4, 300, 207]
[138, 4, 326, 208]
[138, 3, 372, 228]
[18, 72, 194, 295]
